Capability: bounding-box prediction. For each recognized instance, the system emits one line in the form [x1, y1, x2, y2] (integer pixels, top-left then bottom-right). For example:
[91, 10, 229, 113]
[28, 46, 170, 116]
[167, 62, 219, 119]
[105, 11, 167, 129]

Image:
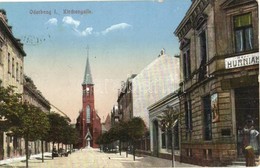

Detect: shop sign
[225, 52, 259, 69]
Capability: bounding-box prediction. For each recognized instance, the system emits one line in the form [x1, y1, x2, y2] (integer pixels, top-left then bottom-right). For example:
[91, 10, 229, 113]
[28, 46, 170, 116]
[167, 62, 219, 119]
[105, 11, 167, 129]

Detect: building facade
[117, 74, 136, 122]
[148, 90, 180, 160]
[23, 75, 51, 155]
[0, 9, 26, 160]
[174, 0, 258, 166]
[76, 57, 101, 148]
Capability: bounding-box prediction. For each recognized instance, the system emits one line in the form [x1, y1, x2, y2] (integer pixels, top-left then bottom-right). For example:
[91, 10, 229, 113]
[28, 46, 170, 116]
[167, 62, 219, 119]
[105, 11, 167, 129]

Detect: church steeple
[82, 47, 93, 85]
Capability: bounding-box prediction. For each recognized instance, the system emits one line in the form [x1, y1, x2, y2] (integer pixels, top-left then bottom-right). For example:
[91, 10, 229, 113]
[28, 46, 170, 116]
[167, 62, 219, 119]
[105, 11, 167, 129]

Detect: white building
[132, 49, 180, 126]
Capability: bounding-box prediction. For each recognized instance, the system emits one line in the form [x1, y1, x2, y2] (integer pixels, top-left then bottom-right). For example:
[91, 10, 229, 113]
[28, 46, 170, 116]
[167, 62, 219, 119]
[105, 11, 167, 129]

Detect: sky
[1, 0, 191, 123]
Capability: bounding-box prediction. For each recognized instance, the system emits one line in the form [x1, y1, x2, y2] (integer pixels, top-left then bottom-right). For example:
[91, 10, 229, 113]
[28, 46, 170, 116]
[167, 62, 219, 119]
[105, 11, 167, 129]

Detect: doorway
[153, 120, 159, 157]
[235, 86, 259, 157]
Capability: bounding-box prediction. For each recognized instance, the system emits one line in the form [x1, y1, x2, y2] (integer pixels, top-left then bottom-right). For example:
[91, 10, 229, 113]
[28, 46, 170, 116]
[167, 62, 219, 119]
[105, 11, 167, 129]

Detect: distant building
[76, 56, 101, 148]
[0, 9, 26, 160]
[111, 105, 119, 126]
[174, 0, 258, 166]
[117, 74, 136, 122]
[103, 114, 111, 132]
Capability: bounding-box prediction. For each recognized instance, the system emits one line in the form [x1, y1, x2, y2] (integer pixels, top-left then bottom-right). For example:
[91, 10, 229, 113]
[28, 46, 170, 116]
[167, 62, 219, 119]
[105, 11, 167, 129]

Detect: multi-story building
[174, 0, 258, 166]
[0, 9, 26, 160]
[23, 75, 51, 155]
[117, 74, 136, 122]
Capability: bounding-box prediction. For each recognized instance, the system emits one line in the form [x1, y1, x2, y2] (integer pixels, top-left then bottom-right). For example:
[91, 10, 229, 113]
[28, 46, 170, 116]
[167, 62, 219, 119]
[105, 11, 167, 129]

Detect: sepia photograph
[0, 0, 259, 167]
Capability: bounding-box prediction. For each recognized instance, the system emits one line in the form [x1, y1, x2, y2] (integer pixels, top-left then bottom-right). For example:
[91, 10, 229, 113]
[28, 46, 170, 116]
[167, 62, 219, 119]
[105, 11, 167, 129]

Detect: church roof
[82, 57, 94, 85]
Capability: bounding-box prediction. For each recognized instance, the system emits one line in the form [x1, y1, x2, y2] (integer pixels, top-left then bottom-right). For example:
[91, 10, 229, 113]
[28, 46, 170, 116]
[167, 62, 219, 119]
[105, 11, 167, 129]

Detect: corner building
[174, 0, 258, 166]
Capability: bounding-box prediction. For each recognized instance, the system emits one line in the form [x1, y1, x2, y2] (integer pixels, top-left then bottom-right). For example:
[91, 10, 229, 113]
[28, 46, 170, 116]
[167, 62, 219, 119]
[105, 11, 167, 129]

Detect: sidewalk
[0, 152, 52, 166]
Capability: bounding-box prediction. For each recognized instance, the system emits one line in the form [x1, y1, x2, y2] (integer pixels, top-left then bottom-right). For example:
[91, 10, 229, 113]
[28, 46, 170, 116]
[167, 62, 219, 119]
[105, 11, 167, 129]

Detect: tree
[115, 121, 129, 155]
[44, 113, 70, 158]
[62, 125, 79, 153]
[127, 117, 146, 161]
[158, 106, 178, 167]
[0, 85, 23, 132]
[10, 103, 50, 168]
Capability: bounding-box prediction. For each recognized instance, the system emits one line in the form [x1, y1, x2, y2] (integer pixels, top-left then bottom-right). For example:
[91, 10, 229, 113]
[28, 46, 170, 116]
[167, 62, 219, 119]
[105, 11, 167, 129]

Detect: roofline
[0, 13, 26, 57]
[174, 0, 199, 37]
[50, 104, 71, 122]
[147, 88, 180, 111]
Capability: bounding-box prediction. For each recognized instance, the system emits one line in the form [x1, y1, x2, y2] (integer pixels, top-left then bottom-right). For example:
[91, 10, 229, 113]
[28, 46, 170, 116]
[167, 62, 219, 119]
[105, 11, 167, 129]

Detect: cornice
[174, 0, 210, 40]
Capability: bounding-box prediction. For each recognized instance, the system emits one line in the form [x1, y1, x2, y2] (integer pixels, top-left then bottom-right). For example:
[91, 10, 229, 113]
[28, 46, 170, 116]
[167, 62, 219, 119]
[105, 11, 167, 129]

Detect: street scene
[0, 0, 259, 167]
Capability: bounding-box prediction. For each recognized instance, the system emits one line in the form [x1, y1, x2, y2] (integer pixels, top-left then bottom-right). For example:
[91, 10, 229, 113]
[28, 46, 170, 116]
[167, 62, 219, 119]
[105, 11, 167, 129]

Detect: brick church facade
[76, 56, 101, 148]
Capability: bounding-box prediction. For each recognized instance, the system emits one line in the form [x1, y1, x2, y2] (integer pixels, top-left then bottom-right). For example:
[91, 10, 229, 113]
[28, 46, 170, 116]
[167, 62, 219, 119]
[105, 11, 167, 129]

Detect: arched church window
[86, 105, 91, 123]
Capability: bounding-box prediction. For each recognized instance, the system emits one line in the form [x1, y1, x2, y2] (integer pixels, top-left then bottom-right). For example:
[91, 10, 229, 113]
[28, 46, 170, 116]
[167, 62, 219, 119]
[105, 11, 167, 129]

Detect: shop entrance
[235, 86, 259, 157]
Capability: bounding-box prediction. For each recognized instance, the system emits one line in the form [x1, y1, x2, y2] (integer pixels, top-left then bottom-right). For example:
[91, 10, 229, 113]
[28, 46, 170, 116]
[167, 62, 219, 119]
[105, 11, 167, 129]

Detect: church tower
[81, 49, 101, 148]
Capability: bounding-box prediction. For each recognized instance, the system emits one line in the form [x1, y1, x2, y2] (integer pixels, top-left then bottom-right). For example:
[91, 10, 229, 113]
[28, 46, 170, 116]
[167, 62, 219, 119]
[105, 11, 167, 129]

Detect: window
[20, 66, 23, 84]
[0, 48, 2, 65]
[234, 13, 253, 53]
[86, 105, 91, 123]
[198, 30, 207, 80]
[16, 63, 19, 81]
[12, 58, 14, 77]
[203, 95, 212, 140]
[167, 130, 172, 149]
[8, 53, 10, 73]
[161, 131, 166, 149]
[183, 49, 191, 80]
[185, 99, 192, 132]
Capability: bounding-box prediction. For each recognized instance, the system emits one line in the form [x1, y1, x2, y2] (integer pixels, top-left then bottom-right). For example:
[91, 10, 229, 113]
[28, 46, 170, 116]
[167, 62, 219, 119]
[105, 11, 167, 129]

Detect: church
[76, 56, 101, 148]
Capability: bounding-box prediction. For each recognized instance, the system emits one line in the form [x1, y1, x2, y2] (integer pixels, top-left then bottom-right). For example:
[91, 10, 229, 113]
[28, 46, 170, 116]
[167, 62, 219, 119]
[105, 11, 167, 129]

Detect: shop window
[183, 49, 191, 80]
[203, 95, 212, 140]
[234, 13, 253, 53]
[198, 30, 207, 81]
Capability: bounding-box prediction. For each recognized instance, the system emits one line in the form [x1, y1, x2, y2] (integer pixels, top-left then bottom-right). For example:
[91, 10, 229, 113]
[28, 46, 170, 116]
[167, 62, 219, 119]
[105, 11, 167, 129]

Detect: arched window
[86, 105, 91, 123]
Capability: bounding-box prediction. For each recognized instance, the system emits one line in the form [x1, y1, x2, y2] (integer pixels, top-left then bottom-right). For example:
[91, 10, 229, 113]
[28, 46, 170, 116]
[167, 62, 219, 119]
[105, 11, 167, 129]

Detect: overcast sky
[1, 0, 191, 123]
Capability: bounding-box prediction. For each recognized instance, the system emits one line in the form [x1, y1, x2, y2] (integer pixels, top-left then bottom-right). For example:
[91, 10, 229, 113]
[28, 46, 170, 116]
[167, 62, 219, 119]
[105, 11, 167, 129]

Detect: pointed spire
[82, 46, 93, 85]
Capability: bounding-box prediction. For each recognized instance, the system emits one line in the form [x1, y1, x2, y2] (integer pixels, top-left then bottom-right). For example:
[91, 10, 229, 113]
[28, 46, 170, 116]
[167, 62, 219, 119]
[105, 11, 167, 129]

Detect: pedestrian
[243, 116, 254, 149]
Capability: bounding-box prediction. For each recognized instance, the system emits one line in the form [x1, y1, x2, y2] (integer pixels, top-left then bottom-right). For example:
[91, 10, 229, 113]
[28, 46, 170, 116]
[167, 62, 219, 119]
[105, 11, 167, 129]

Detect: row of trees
[96, 117, 146, 161]
[0, 84, 79, 168]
